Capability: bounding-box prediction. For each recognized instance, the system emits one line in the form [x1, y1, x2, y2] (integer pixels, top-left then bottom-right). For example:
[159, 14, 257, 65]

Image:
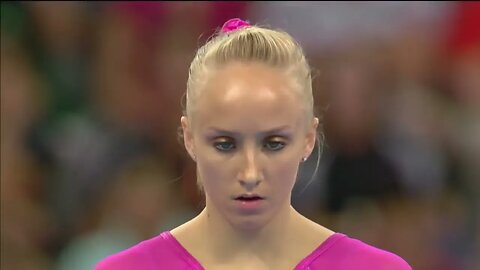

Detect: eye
[214, 140, 236, 152]
[264, 140, 286, 151]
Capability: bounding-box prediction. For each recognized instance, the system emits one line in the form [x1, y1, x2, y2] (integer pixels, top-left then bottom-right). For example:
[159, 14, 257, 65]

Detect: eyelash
[264, 141, 286, 151]
[214, 141, 236, 152]
[213, 138, 287, 152]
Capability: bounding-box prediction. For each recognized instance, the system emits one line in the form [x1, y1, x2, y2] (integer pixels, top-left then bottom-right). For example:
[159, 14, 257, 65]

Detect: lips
[234, 194, 264, 201]
[234, 194, 265, 212]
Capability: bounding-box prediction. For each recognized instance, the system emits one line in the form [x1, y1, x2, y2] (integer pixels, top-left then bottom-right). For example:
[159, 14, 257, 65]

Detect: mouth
[234, 194, 265, 201]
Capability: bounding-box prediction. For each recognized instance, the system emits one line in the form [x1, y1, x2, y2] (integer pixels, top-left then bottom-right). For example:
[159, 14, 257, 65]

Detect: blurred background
[1, 1, 479, 269]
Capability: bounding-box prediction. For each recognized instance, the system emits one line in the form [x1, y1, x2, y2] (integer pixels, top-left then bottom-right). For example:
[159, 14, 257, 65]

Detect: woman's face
[182, 61, 318, 230]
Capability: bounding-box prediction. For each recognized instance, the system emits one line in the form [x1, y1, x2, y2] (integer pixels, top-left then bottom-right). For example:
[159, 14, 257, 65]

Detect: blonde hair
[184, 23, 314, 121]
[182, 21, 324, 192]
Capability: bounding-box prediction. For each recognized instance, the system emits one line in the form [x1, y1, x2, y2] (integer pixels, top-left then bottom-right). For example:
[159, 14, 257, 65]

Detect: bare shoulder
[169, 214, 201, 250]
[289, 213, 336, 260]
[295, 211, 336, 246]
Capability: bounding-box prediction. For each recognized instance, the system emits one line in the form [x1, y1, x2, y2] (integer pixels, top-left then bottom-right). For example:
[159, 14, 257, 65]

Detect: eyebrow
[206, 125, 293, 136]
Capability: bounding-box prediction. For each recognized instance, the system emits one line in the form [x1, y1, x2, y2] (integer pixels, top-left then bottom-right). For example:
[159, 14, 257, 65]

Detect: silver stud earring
[301, 156, 307, 162]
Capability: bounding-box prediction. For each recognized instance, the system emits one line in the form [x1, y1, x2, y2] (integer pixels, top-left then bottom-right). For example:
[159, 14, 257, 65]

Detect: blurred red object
[445, 1, 480, 58]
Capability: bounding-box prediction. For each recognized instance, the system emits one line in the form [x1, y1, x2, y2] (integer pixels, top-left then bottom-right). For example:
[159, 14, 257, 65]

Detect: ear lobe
[312, 117, 319, 131]
[304, 117, 319, 158]
[181, 116, 196, 161]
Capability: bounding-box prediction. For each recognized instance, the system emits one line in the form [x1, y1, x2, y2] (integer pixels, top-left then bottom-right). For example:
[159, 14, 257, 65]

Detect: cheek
[271, 156, 300, 189]
[196, 149, 232, 195]
[264, 145, 303, 196]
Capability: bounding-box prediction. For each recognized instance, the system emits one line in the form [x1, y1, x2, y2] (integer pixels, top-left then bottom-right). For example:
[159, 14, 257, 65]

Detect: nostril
[239, 178, 261, 189]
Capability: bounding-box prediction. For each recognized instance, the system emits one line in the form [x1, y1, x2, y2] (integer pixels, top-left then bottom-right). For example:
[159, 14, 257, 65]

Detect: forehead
[193, 62, 305, 132]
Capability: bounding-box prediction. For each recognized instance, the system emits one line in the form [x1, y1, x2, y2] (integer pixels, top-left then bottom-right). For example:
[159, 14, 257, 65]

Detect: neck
[195, 199, 304, 263]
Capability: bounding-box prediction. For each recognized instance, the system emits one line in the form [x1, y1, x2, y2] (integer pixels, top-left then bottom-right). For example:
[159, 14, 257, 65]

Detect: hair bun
[221, 18, 251, 33]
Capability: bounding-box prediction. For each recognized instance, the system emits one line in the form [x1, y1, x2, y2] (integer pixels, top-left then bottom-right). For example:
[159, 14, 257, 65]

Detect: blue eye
[264, 141, 286, 151]
[214, 141, 236, 152]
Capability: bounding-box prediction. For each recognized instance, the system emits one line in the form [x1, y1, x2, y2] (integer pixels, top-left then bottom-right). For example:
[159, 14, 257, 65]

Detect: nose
[238, 147, 263, 190]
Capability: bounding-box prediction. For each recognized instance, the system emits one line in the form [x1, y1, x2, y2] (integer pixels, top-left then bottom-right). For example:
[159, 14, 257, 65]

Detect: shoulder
[93, 232, 182, 270]
[309, 233, 412, 270]
[342, 236, 412, 270]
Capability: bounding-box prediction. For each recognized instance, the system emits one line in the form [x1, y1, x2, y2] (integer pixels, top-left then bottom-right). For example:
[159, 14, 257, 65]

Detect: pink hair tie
[221, 18, 251, 33]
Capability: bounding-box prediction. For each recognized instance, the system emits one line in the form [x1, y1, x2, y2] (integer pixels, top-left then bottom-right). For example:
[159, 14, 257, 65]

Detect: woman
[94, 18, 412, 270]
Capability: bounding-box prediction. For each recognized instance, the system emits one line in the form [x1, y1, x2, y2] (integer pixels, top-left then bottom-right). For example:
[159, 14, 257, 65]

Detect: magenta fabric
[221, 18, 251, 33]
[94, 231, 412, 270]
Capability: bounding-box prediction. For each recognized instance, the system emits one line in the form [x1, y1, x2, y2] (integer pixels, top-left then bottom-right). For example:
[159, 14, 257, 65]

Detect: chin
[226, 211, 274, 232]
[231, 219, 265, 232]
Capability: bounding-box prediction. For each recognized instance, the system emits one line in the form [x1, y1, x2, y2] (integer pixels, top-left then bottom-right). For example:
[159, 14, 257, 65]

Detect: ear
[181, 116, 196, 161]
[303, 117, 319, 160]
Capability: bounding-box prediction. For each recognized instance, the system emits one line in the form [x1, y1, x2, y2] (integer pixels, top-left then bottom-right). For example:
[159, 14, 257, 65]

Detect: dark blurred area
[1, 2, 478, 270]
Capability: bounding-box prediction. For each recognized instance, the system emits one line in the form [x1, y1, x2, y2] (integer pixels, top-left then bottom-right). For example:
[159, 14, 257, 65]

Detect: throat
[171, 206, 334, 270]
[200, 205, 297, 258]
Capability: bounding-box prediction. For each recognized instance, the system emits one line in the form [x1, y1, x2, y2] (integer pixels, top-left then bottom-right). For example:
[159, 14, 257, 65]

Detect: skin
[172, 61, 334, 269]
